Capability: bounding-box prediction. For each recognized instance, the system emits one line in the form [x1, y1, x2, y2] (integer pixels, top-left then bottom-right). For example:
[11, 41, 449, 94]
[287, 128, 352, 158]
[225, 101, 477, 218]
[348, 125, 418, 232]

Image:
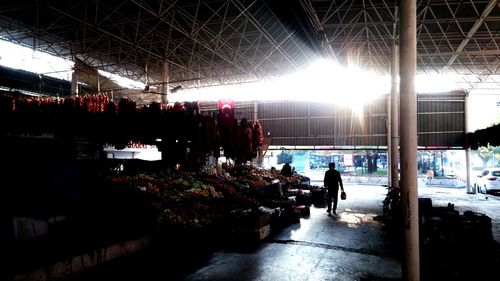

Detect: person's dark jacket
[324, 169, 343, 191]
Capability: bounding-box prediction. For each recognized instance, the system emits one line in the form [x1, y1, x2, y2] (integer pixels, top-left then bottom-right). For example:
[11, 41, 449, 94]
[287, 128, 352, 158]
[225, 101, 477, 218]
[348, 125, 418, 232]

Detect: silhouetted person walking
[324, 162, 344, 215]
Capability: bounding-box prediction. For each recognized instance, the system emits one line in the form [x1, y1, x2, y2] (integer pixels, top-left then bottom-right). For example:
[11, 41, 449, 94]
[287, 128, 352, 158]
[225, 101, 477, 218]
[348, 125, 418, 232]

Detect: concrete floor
[62, 184, 500, 281]
[182, 185, 402, 281]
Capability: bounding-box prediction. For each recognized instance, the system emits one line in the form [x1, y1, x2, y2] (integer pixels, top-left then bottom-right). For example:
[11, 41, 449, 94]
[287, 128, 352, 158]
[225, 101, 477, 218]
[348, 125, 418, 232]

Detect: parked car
[474, 168, 500, 194]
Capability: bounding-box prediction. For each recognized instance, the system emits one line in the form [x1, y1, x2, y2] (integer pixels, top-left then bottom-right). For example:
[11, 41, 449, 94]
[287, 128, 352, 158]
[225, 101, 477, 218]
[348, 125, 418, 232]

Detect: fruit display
[112, 172, 224, 203]
[100, 161, 312, 238]
[223, 164, 310, 190]
[1, 89, 310, 241]
[159, 202, 220, 230]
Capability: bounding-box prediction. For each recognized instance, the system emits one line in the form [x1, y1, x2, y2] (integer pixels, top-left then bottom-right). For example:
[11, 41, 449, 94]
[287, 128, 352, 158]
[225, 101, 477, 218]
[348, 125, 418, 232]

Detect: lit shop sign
[103, 142, 156, 151]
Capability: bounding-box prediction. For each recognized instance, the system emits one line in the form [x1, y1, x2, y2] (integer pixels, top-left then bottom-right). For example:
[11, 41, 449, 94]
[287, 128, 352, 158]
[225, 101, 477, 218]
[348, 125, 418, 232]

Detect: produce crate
[294, 205, 310, 216]
[254, 213, 272, 228]
[311, 189, 326, 204]
[225, 222, 271, 242]
[224, 212, 273, 242]
[254, 224, 271, 240]
[295, 193, 311, 206]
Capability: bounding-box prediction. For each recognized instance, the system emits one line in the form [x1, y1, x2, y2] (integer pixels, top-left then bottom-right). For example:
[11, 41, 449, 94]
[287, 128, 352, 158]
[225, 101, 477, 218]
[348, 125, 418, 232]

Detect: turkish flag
[217, 99, 234, 127]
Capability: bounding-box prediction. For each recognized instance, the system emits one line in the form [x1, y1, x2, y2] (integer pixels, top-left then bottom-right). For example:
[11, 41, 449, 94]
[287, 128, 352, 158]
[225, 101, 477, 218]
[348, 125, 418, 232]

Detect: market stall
[1, 93, 324, 279]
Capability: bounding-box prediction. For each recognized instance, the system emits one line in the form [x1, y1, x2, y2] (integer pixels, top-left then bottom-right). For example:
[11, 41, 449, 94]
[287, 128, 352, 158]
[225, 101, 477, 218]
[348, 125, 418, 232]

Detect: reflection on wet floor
[337, 210, 378, 228]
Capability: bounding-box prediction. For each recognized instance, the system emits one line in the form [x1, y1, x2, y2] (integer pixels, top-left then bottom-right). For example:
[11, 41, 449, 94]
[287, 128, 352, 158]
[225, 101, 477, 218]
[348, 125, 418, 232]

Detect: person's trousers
[326, 188, 339, 212]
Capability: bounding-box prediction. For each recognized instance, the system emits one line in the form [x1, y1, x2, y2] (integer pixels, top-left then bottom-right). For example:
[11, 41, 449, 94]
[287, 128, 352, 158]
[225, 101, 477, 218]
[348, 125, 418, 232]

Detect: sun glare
[0, 39, 73, 80]
[0, 39, 146, 90]
[170, 58, 389, 113]
[0, 39, 471, 105]
[98, 70, 145, 89]
[416, 73, 461, 93]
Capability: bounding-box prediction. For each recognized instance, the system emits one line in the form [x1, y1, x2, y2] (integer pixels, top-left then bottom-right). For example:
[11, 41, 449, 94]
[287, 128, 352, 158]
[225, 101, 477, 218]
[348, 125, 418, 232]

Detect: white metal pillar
[465, 148, 473, 193]
[391, 44, 400, 189]
[161, 61, 169, 104]
[387, 94, 392, 184]
[253, 102, 258, 123]
[400, 0, 420, 280]
[97, 73, 100, 93]
[465, 93, 474, 193]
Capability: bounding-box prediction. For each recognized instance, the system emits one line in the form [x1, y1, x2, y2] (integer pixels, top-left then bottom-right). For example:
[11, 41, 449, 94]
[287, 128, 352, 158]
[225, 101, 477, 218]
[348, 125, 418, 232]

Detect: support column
[391, 44, 400, 189]
[466, 148, 473, 192]
[71, 71, 78, 96]
[387, 94, 392, 184]
[160, 60, 169, 164]
[253, 102, 258, 123]
[161, 61, 169, 104]
[465, 93, 474, 193]
[399, 0, 420, 280]
[97, 72, 100, 93]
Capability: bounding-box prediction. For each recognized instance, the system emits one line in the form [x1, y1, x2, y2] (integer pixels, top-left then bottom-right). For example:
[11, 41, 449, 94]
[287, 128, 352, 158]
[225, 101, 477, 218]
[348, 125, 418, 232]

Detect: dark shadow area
[381, 189, 500, 281]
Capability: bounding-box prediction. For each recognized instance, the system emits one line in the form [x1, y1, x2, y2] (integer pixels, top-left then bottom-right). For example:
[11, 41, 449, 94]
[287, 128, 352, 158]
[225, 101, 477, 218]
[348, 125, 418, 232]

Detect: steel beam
[443, 0, 498, 71]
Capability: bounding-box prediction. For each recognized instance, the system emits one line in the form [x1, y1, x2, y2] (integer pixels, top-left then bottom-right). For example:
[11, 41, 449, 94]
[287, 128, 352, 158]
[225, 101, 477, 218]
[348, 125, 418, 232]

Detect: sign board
[343, 153, 353, 166]
[103, 142, 156, 152]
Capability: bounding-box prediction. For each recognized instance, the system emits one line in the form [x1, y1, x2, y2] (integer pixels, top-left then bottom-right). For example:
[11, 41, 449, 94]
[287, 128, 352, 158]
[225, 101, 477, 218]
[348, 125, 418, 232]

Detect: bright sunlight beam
[416, 73, 461, 93]
[0, 38, 467, 103]
[170, 58, 389, 114]
[0, 39, 73, 81]
[98, 70, 145, 89]
[0, 39, 145, 90]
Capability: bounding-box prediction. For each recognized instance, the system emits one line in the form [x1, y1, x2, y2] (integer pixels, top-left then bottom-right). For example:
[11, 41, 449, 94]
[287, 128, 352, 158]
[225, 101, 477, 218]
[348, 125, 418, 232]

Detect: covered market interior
[1, 1, 500, 281]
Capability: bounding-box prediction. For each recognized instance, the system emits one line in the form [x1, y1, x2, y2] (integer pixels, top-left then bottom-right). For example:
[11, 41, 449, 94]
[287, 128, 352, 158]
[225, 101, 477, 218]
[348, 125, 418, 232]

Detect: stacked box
[225, 212, 272, 241]
[254, 224, 271, 240]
